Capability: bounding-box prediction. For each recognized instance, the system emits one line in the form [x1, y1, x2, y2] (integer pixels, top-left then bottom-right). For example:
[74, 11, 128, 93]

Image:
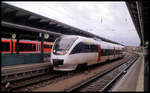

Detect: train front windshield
[53, 37, 78, 55]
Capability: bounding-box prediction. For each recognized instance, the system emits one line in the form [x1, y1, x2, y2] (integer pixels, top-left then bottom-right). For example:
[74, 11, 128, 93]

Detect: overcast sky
[5, 1, 141, 46]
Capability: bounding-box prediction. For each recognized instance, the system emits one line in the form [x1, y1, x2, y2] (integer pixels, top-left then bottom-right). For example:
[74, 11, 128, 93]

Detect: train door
[100, 42, 107, 63]
[87, 44, 98, 65]
[37, 43, 41, 53]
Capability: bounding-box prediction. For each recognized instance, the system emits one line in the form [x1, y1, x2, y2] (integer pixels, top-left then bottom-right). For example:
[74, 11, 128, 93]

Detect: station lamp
[44, 33, 49, 39]
[145, 41, 149, 45]
[12, 33, 16, 39]
[145, 41, 149, 49]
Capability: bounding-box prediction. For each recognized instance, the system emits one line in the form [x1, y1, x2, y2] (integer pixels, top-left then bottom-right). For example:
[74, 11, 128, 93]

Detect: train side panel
[1, 39, 53, 54]
[50, 35, 124, 71]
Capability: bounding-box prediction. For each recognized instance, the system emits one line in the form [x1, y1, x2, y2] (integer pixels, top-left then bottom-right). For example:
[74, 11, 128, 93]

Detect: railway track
[1, 53, 135, 92]
[1, 58, 124, 92]
[66, 54, 139, 92]
[1, 71, 77, 92]
[1, 62, 52, 84]
[1, 72, 56, 91]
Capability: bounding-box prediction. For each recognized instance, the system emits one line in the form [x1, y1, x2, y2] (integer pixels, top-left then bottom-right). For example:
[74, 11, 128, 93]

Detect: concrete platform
[2, 62, 53, 83]
[2, 62, 52, 76]
[112, 53, 144, 91]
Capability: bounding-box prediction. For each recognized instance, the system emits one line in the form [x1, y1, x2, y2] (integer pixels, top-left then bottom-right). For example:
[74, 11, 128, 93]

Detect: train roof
[59, 35, 124, 49]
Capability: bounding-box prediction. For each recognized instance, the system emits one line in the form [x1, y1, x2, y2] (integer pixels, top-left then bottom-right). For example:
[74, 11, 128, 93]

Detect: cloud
[5, 1, 141, 46]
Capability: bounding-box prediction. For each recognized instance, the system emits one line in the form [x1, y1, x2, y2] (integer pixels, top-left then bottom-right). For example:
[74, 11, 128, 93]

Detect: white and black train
[50, 35, 124, 71]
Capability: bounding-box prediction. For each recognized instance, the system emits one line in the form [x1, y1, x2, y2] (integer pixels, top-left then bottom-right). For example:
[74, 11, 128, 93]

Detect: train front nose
[52, 59, 64, 66]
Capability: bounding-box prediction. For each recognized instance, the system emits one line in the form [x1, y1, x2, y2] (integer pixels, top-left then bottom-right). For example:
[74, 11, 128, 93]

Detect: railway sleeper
[2, 68, 50, 84]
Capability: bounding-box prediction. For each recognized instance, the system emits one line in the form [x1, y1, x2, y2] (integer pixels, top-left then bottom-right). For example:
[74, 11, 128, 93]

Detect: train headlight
[53, 50, 68, 55]
[57, 51, 65, 55]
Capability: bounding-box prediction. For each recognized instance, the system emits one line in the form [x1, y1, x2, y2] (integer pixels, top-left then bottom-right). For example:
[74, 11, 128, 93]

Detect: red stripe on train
[114, 46, 116, 57]
[97, 44, 101, 62]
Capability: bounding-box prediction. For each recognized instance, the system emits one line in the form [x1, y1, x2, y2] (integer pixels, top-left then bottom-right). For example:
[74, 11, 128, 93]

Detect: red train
[1, 38, 54, 54]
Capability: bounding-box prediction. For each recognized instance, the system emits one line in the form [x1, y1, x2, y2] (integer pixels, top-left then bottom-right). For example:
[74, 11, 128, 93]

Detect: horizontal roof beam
[2, 21, 63, 36]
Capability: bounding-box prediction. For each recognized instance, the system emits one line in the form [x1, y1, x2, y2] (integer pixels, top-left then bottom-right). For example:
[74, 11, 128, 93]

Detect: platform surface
[2, 62, 52, 76]
[112, 53, 144, 91]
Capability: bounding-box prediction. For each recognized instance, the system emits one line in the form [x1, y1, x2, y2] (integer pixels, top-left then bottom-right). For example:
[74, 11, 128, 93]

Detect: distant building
[124, 46, 139, 52]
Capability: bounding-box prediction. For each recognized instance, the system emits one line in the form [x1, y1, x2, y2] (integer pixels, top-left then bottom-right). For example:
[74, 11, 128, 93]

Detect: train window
[70, 43, 99, 55]
[110, 49, 113, 55]
[108, 49, 112, 55]
[116, 50, 120, 54]
[110, 49, 111, 55]
[70, 42, 82, 54]
[70, 42, 92, 54]
[82, 44, 91, 52]
[101, 48, 116, 56]
[101, 49, 112, 56]
[44, 45, 52, 48]
[110, 49, 114, 55]
[1, 42, 10, 52]
[53, 37, 77, 50]
[53, 37, 78, 55]
[106, 49, 109, 55]
[109, 49, 111, 55]
[15, 43, 36, 51]
[90, 45, 98, 52]
[101, 49, 105, 56]
[105, 49, 108, 56]
[118, 50, 121, 54]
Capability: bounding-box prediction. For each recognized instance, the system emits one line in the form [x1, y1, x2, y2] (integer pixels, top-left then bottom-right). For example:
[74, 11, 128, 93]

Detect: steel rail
[66, 54, 139, 92]
[99, 54, 139, 91]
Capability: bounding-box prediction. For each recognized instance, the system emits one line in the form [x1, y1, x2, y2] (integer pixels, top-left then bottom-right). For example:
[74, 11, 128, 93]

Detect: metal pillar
[11, 39, 13, 54]
[16, 34, 20, 54]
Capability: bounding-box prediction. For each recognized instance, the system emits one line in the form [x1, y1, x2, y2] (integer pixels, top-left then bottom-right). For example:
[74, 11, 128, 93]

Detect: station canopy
[126, 1, 150, 46]
[2, 2, 124, 45]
